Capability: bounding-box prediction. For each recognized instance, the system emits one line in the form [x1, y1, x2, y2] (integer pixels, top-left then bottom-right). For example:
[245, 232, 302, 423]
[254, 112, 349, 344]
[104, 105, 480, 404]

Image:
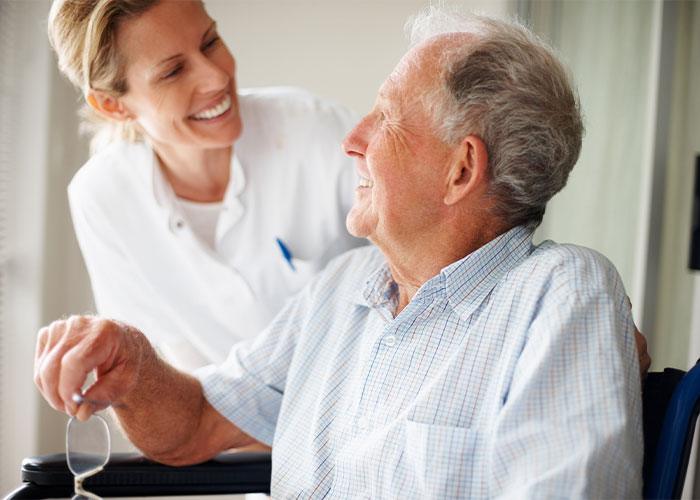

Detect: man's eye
[163, 65, 183, 79]
[204, 36, 219, 49]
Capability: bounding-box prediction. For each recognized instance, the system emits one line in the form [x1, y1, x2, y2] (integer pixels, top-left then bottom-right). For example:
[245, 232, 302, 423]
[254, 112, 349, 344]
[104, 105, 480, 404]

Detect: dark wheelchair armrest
[6, 451, 272, 499]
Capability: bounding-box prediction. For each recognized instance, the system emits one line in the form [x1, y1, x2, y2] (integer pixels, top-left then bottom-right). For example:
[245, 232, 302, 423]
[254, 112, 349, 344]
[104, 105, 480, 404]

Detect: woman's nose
[192, 54, 230, 92]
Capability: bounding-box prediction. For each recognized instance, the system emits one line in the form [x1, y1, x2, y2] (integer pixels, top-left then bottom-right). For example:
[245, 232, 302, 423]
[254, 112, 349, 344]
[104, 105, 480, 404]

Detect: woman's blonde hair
[48, 0, 160, 153]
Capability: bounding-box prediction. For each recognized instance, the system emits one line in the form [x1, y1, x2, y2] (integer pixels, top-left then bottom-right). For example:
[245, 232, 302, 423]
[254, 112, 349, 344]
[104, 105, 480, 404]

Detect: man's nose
[342, 116, 371, 158]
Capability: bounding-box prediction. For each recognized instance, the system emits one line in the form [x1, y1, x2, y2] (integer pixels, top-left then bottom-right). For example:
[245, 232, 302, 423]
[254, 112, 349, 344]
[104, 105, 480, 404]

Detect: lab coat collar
[147, 141, 247, 231]
[216, 155, 246, 241]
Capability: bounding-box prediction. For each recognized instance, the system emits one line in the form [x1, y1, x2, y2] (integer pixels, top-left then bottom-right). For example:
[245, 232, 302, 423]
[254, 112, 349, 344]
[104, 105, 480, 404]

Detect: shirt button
[357, 416, 369, 431]
[168, 215, 185, 231]
[382, 334, 397, 347]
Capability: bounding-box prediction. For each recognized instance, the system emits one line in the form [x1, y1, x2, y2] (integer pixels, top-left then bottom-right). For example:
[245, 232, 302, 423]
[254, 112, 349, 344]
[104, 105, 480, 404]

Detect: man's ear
[85, 89, 132, 121]
[444, 135, 489, 206]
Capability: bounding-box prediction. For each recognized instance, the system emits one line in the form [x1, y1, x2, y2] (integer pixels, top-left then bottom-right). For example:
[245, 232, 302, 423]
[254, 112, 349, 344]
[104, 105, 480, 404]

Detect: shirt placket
[352, 292, 439, 433]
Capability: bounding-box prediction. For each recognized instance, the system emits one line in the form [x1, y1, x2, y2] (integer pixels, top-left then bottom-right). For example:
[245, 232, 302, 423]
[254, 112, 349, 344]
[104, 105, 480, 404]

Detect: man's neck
[153, 143, 233, 203]
[383, 217, 509, 315]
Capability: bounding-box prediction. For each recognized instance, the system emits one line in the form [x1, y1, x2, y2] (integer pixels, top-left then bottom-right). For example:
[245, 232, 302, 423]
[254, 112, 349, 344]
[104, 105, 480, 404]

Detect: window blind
[0, 0, 16, 476]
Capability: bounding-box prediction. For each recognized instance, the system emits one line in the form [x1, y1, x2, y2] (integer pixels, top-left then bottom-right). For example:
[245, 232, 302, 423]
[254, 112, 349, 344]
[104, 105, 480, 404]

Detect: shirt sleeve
[488, 258, 643, 498]
[195, 279, 314, 446]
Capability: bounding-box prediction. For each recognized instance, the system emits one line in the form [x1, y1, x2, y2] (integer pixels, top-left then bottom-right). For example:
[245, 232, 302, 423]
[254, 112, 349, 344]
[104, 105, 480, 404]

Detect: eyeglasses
[66, 396, 112, 500]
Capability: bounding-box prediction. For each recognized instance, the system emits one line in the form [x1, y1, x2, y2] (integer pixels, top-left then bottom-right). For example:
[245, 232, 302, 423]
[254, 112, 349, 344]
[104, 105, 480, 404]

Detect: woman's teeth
[359, 177, 374, 188]
[191, 94, 231, 120]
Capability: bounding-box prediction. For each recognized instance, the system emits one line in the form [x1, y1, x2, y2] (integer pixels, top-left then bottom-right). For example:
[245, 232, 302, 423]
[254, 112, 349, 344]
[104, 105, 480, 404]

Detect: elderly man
[35, 10, 643, 498]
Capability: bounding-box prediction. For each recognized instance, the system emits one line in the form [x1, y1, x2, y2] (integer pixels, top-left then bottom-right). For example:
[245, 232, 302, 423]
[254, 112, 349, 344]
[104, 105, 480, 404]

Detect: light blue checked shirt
[198, 225, 643, 498]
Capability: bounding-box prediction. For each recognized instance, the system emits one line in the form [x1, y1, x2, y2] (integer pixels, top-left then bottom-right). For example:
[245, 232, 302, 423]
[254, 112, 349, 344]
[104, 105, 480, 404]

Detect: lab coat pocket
[404, 420, 486, 498]
[276, 255, 323, 295]
[290, 257, 321, 276]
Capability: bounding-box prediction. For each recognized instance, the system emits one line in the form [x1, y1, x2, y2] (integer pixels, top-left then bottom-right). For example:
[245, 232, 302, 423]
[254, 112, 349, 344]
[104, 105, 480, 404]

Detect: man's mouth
[190, 94, 232, 120]
[359, 176, 374, 188]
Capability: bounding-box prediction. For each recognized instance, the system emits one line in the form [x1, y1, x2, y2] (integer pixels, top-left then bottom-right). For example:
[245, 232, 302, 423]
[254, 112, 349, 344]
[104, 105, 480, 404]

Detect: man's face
[342, 40, 456, 250]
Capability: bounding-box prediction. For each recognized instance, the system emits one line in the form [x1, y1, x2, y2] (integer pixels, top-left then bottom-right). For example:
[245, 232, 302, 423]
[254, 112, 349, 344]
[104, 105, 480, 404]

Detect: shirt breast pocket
[404, 420, 488, 498]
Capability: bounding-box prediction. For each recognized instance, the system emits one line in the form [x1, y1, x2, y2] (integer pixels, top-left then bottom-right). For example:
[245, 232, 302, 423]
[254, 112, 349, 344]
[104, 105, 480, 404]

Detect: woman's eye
[204, 36, 219, 49]
[163, 65, 182, 79]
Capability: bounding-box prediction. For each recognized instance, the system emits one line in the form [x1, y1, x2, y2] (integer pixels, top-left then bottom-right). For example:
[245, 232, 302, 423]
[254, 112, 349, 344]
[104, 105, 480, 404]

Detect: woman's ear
[443, 135, 489, 206]
[85, 90, 132, 121]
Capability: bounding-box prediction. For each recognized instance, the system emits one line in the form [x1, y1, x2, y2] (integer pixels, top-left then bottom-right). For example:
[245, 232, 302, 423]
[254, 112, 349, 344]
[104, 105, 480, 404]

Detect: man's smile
[359, 176, 374, 188]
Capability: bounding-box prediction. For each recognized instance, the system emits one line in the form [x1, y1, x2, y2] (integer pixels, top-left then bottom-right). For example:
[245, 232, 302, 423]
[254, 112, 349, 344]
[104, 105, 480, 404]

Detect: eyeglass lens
[66, 414, 111, 500]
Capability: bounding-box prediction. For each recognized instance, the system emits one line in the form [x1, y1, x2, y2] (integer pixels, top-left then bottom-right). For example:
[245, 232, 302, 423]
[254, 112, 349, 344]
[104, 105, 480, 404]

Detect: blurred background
[1, 0, 699, 496]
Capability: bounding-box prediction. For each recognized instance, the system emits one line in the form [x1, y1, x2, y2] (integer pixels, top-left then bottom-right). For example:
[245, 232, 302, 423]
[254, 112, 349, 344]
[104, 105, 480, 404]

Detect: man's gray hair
[407, 7, 584, 229]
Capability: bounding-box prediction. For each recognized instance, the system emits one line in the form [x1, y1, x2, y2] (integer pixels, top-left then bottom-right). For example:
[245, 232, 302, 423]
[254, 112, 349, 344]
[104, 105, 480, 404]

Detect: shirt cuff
[195, 362, 282, 446]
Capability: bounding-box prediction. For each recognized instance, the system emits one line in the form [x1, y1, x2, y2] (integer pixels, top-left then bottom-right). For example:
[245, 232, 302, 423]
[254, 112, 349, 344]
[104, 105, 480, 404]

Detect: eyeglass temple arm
[74, 466, 104, 500]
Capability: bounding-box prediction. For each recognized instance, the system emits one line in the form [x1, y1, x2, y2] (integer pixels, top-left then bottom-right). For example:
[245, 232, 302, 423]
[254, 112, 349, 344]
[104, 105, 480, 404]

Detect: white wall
[204, 0, 512, 115]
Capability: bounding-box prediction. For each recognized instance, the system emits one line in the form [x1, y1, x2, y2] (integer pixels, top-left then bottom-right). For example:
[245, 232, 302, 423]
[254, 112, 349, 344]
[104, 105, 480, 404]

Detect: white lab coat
[68, 87, 365, 370]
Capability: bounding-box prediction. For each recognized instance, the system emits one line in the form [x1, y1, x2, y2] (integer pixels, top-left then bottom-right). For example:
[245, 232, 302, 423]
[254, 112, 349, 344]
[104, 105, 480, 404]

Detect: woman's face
[115, 0, 242, 151]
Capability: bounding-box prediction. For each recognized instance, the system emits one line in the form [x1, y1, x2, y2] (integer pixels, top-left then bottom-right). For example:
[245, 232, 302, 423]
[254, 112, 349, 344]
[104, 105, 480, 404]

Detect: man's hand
[34, 315, 143, 421]
[634, 325, 651, 380]
[34, 315, 254, 464]
[627, 298, 651, 379]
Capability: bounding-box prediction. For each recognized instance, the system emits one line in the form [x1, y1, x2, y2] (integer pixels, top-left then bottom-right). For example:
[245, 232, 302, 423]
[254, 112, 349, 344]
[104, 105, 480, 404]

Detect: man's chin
[345, 211, 373, 239]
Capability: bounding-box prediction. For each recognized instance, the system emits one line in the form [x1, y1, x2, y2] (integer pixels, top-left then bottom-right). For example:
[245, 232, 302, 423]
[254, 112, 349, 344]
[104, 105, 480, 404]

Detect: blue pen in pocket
[276, 237, 296, 271]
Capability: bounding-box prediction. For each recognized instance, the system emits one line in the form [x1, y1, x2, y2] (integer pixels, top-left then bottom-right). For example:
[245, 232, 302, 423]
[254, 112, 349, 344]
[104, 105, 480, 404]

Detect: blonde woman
[49, 0, 364, 370]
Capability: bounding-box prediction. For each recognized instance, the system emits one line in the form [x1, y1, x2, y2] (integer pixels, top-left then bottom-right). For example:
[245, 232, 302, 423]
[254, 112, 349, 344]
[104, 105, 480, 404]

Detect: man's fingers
[58, 344, 98, 416]
[38, 344, 70, 413]
[75, 402, 98, 422]
[633, 325, 651, 379]
[58, 331, 118, 416]
[34, 316, 100, 415]
[35, 315, 134, 418]
[626, 296, 651, 378]
[33, 326, 50, 393]
[35, 319, 77, 412]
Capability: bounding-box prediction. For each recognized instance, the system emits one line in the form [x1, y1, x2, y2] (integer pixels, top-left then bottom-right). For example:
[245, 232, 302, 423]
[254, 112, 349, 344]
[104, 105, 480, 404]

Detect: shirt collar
[362, 262, 399, 310]
[352, 226, 534, 319]
[150, 145, 175, 211]
[443, 225, 534, 321]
